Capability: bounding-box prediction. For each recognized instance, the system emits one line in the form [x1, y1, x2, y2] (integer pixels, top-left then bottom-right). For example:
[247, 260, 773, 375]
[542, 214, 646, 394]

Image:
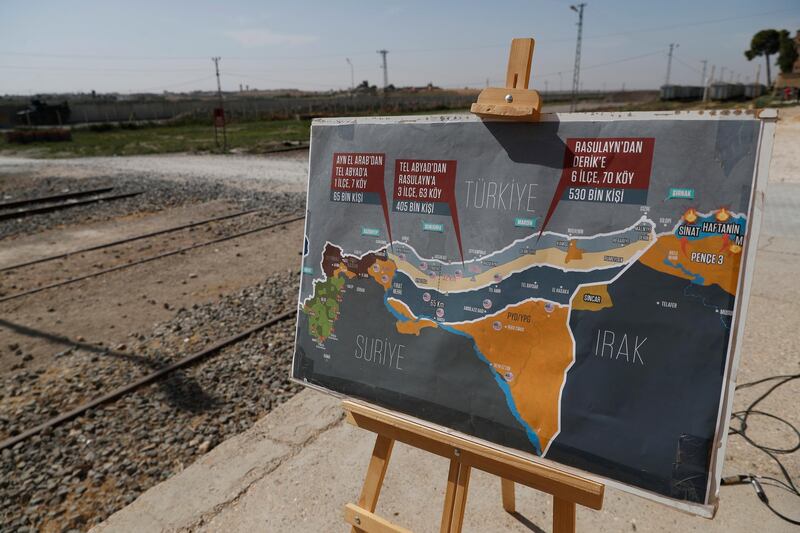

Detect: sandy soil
[0, 150, 309, 193]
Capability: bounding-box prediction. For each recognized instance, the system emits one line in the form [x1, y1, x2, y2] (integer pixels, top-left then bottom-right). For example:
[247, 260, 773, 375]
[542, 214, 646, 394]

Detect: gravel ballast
[0, 270, 302, 531]
[0, 174, 305, 239]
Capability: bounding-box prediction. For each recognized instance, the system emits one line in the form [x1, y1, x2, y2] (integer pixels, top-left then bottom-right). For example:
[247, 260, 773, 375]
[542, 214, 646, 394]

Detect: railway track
[0, 268, 302, 530]
[0, 308, 295, 451]
[0, 212, 306, 303]
[0, 186, 114, 210]
[0, 208, 306, 446]
[0, 206, 264, 272]
[0, 189, 143, 221]
[0, 198, 308, 527]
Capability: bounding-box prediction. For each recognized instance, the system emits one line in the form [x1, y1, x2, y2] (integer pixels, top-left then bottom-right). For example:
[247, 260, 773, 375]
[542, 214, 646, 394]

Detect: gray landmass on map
[294, 275, 533, 451]
[300, 118, 759, 301]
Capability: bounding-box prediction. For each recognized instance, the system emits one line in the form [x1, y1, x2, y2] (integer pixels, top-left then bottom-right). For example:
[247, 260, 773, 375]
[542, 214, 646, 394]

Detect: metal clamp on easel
[471, 38, 541, 122]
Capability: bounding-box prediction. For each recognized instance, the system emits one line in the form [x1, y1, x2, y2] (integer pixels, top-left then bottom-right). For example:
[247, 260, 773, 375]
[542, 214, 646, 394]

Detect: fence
[68, 93, 478, 125]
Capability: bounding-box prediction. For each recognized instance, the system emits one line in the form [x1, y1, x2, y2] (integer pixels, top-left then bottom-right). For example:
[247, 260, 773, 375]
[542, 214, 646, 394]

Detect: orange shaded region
[367, 258, 397, 290]
[572, 285, 613, 311]
[451, 300, 573, 452]
[333, 265, 356, 279]
[388, 298, 437, 336]
[639, 234, 741, 294]
[564, 240, 584, 263]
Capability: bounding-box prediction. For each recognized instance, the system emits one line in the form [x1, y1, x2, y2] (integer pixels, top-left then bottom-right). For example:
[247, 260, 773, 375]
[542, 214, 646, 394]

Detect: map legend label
[514, 217, 537, 228]
[422, 221, 444, 232]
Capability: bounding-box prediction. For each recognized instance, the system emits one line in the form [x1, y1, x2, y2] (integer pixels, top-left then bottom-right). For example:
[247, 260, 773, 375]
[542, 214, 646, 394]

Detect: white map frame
[291, 109, 778, 518]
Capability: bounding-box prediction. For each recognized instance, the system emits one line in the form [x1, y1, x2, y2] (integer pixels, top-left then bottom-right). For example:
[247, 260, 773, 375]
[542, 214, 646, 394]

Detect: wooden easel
[471, 37, 542, 122]
[343, 401, 603, 533]
[343, 39, 602, 532]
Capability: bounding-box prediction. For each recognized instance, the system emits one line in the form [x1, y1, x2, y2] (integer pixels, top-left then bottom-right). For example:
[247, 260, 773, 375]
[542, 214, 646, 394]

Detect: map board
[291, 110, 776, 515]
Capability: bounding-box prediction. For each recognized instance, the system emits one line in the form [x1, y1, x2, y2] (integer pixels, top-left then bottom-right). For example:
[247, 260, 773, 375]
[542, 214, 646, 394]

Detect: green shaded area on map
[304, 275, 345, 341]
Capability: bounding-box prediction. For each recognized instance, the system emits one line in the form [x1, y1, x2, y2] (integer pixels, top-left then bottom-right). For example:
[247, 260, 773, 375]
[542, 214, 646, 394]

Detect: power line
[0, 6, 793, 63]
[223, 71, 343, 89]
[672, 55, 703, 75]
[0, 64, 208, 73]
[137, 75, 217, 93]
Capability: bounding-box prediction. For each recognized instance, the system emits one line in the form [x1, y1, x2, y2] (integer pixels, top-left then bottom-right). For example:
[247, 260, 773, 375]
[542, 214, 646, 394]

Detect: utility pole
[346, 58, 354, 91]
[664, 43, 678, 86]
[569, 3, 586, 112]
[703, 64, 715, 103]
[720, 66, 726, 83]
[558, 72, 563, 92]
[700, 60, 707, 87]
[377, 50, 389, 90]
[212, 56, 227, 151]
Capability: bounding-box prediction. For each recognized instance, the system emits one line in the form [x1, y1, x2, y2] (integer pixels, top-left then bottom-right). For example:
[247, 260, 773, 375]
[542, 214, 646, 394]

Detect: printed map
[292, 115, 764, 507]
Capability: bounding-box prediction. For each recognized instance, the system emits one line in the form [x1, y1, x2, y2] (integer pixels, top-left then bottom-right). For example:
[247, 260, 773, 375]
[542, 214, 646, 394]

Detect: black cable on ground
[722, 373, 800, 525]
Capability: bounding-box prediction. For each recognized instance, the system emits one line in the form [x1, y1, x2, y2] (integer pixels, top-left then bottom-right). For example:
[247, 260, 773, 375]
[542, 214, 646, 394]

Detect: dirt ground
[770, 106, 800, 184]
[0, 211, 304, 372]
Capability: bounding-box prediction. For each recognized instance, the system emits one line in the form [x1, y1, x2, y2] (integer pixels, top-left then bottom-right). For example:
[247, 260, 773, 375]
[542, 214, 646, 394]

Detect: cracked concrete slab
[90, 390, 342, 532]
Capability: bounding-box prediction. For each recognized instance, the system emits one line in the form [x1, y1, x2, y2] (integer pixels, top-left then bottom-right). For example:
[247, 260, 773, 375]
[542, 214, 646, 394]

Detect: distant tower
[664, 43, 678, 86]
[377, 50, 389, 89]
[569, 4, 587, 112]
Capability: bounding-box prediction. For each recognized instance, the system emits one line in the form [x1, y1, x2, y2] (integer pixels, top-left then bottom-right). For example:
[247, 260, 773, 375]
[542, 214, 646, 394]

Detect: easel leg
[553, 496, 576, 533]
[440, 458, 472, 533]
[440, 459, 460, 533]
[501, 478, 515, 513]
[450, 463, 471, 532]
[353, 434, 394, 533]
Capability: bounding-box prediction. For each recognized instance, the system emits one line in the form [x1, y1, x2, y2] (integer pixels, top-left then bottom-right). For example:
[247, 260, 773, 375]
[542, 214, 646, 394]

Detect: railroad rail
[0, 207, 264, 272]
[0, 186, 114, 210]
[0, 309, 295, 451]
[0, 214, 306, 303]
[0, 190, 143, 221]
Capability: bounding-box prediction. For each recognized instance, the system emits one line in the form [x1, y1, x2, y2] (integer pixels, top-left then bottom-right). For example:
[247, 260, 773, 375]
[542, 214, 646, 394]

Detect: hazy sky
[1, 0, 798, 95]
